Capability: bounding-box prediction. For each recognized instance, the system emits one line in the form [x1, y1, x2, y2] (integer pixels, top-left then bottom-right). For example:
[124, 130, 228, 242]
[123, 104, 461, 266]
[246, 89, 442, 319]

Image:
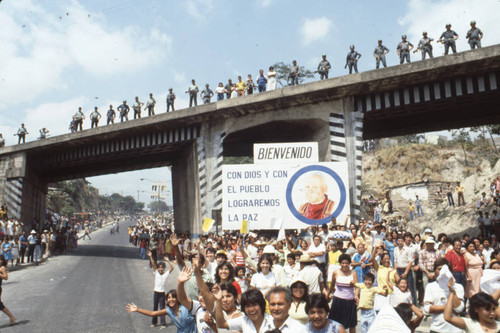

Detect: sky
[0, 0, 499, 205]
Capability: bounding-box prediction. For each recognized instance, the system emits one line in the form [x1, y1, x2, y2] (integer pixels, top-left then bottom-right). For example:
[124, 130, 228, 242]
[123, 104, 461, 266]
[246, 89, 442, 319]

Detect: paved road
[1, 221, 179, 333]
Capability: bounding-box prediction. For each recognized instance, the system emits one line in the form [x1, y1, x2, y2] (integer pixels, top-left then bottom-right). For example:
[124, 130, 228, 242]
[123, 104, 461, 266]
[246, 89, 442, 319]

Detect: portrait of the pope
[298, 173, 335, 220]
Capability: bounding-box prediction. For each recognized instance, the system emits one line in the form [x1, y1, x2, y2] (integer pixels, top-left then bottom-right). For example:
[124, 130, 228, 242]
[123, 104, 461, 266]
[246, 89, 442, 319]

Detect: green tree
[450, 128, 472, 165]
[471, 125, 500, 153]
[148, 200, 169, 213]
[271, 62, 315, 87]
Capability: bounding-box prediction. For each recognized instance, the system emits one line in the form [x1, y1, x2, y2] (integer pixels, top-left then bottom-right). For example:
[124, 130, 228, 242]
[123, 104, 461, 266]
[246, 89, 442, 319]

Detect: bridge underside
[364, 84, 500, 140]
[29, 141, 192, 182]
[223, 120, 326, 157]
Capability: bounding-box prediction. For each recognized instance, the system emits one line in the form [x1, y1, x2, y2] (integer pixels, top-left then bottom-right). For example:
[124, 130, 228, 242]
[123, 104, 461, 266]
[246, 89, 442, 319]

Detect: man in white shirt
[482, 238, 494, 268]
[424, 258, 464, 333]
[317, 224, 331, 243]
[367, 222, 386, 247]
[268, 287, 306, 332]
[308, 235, 327, 279]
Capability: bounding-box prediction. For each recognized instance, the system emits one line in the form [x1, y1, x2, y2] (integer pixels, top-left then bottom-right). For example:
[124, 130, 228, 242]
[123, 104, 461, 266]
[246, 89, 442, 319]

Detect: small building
[425, 135, 447, 145]
[388, 180, 455, 208]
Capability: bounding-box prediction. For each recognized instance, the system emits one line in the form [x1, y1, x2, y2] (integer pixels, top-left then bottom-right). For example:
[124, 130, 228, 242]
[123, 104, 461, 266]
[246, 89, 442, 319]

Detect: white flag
[277, 219, 285, 241]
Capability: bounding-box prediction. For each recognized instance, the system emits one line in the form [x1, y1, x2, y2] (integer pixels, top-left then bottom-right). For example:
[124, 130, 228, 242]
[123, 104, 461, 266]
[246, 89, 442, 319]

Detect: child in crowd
[387, 276, 412, 307]
[327, 242, 342, 288]
[234, 266, 248, 293]
[147, 250, 174, 328]
[355, 272, 388, 333]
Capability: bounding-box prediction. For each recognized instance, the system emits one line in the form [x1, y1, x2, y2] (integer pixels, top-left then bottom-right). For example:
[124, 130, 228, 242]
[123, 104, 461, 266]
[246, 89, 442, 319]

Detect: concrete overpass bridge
[1, 45, 499, 234]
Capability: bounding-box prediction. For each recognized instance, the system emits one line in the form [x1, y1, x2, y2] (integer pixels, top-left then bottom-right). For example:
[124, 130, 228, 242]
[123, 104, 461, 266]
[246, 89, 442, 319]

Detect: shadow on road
[64, 244, 142, 260]
[0, 319, 30, 329]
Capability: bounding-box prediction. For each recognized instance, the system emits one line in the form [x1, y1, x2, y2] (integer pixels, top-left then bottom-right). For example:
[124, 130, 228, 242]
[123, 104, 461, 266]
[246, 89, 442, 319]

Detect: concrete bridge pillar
[0, 153, 47, 229]
[328, 98, 363, 223]
[171, 141, 201, 236]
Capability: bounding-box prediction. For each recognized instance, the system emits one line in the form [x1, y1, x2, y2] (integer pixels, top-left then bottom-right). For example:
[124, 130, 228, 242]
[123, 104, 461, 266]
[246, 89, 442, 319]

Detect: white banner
[253, 142, 318, 164]
[222, 162, 350, 230]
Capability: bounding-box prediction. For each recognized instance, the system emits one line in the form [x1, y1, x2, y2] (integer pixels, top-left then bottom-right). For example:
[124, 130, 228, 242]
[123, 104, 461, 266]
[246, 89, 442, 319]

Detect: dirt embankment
[362, 143, 500, 237]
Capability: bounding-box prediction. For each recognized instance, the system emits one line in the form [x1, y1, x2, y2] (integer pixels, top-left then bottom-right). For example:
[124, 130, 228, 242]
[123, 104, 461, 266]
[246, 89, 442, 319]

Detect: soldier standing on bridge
[345, 45, 361, 74]
[107, 105, 116, 125]
[224, 79, 233, 99]
[166, 88, 176, 112]
[374, 40, 389, 69]
[117, 101, 129, 122]
[201, 84, 214, 104]
[186, 79, 199, 107]
[145, 93, 156, 116]
[466, 20, 483, 49]
[288, 60, 299, 85]
[73, 107, 85, 131]
[439, 24, 459, 55]
[415, 31, 434, 60]
[0, 134, 5, 147]
[317, 54, 331, 80]
[90, 107, 101, 128]
[133, 96, 144, 119]
[38, 128, 49, 139]
[16, 124, 29, 144]
[397, 35, 414, 64]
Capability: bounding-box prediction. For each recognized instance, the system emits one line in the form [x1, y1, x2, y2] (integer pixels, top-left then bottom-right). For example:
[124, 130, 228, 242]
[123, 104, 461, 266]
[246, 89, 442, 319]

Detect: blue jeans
[452, 271, 466, 290]
[258, 84, 266, 93]
[360, 309, 375, 333]
[140, 247, 146, 259]
[410, 211, 414, 221]
[447, 193, 455, 206]
[417, 205, 424, 217]
[374, 212, 381, 222]
[217, 93, 224, 101]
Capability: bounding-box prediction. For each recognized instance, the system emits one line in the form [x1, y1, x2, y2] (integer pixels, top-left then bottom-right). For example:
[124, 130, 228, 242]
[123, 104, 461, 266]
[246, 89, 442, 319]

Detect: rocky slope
[362, 143, 500, 237]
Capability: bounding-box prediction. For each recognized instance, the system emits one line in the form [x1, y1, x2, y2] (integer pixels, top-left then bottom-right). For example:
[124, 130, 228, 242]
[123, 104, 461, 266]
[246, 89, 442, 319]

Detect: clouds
[399, 0, 500, 53]
[184, 0, 214, 22]
[299, 17, 333, 46]
[257, 0, 275, 7]
[0, 1, 172, 113]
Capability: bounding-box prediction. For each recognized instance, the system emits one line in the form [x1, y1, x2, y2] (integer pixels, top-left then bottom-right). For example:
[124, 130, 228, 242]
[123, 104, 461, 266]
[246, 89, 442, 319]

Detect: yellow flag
[202, 217, 214, 233]
[240, 220, 248, 234]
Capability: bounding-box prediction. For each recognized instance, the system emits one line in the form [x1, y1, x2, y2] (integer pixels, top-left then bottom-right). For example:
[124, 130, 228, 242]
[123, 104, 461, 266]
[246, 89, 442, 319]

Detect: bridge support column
[171, 142, 201, 236]
[0, 153, 47, 230]
[329, 98, 363, 223]
[195, 123, 226, 234]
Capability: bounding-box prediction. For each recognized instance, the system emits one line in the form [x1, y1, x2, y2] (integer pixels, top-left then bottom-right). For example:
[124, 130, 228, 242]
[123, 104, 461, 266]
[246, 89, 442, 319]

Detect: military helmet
[470, 20, 476, 25]
[350, 45, 355, 49]
[402, 34, 407, 39]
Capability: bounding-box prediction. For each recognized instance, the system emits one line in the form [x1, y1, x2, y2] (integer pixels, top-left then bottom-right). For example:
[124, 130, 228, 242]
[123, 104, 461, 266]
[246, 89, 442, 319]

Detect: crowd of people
[0, 20, 486, 147]
[0, 205, 109, 268]
[125, 199, 500, 332]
